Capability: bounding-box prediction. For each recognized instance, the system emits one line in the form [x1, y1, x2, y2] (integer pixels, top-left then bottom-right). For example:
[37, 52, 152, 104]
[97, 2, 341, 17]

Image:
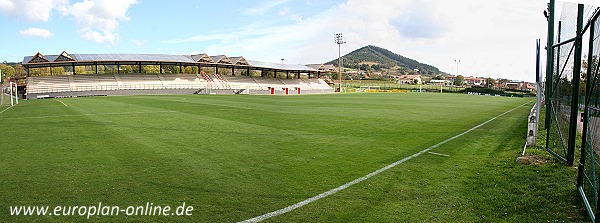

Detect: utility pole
[335, 33, 346, 92]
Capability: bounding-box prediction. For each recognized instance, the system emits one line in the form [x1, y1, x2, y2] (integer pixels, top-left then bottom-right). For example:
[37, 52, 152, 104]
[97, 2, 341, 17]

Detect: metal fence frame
[545, 1, 583, 166]
[545, 2, 600, 221]
[576, 7, 600, 222]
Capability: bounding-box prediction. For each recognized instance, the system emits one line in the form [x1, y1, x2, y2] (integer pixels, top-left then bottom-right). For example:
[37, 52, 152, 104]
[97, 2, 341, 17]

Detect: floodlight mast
[335, 33, 346, 92]
[454, 59, 461, 76]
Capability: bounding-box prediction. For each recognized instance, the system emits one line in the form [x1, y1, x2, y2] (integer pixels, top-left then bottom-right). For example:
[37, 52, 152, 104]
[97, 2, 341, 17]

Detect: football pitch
[1, 93, 576, 222]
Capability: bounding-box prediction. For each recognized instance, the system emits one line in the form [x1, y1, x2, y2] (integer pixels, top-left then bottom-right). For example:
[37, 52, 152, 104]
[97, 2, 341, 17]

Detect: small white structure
[429, 80, 450, 85]
[396, 75, 422, 85]
[526, 104, 538, 146]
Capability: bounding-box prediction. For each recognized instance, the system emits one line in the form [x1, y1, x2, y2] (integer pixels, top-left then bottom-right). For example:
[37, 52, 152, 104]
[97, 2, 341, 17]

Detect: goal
[357, 86, 381, 92]
[1, 83, 18, 107]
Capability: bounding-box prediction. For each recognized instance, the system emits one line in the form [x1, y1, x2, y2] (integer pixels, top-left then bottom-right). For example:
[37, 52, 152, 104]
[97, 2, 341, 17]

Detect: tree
[183, 66, 198, 74]
[0, 64, 15, 78]
[96, 65, 105, 74]
[453, 75, 465, 86]
[433, 75, 445, 80]
[104, 66, 118, 74]
[581, 55, 599, 97]
[142, 65, 160, 74]
[75, 66, 86, 75]
[360, 63, 370, 72]
[219, 68, 231, 75]
[485, 77, 496, 88]
[120, 65, 133, 73]
[372, 64, 381, 71]
[51, 67, 65, 75]
[14, 64, 25, 79]
[558, 77, 573, 96]
[29, 67, 46, 76]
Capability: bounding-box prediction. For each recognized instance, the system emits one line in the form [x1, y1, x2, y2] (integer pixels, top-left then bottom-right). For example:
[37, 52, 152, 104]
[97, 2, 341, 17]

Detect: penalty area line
[0, 106, 13, 115]
[56, 99, 68, 107]
[428, 151, 450, 157]
[238, 102, 530, 223]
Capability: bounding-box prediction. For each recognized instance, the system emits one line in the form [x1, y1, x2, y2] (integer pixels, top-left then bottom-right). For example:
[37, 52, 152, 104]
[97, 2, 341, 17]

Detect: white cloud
[290, 14, 303, 22]
[165, 0, 547, 82]
[58, 0, 138, 45]
[279, 7, 289, 16]
[244, 0, 289, 15]
[250, 0, 547, 82]
[389, 1, 448, 39]
[0, 0, 67, 22]
[0, 0, 138, 45]
[19, 27, 53, 38]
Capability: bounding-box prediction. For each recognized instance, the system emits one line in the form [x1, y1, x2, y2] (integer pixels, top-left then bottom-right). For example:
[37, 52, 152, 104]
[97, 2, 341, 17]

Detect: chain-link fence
[547, 3, 580, 165]
[546, 1, 600, 221]
[577, 7, 600, 221]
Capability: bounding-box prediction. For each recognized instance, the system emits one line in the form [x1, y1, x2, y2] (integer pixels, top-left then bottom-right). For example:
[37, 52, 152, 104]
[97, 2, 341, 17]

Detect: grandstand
[21, 52, 335, 99]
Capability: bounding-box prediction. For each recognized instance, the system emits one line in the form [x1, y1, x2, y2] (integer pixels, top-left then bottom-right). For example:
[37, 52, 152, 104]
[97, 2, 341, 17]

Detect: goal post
[2, 81, 18, 107]
[0, 85, 5, 107]
[10, 82, 14, 106]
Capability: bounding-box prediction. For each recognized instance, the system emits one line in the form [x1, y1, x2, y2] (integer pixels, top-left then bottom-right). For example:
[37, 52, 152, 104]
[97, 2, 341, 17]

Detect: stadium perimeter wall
[26, 88, 334, 99]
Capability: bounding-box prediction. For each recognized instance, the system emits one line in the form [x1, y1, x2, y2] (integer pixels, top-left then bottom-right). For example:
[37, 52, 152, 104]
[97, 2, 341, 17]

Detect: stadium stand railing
[212, 73, 231, 89]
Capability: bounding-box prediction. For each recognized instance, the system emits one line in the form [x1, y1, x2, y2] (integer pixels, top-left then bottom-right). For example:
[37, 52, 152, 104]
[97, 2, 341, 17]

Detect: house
[464, 76, 486, 86]
[429, 79, 450, 85]
[396, 75, 422, 85]
[447, 75, 487, 86]
[505, 81, 536, 91]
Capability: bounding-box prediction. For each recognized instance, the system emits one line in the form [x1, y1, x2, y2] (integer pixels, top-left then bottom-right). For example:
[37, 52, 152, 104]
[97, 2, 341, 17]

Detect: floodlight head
[335, 33, 346, 45]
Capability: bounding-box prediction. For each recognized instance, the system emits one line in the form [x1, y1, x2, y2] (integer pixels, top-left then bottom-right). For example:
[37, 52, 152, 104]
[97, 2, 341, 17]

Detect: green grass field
[0, 93, 587, 222]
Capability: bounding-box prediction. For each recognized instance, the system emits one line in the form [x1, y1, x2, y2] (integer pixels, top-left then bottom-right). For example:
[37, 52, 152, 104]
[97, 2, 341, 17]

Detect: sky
[0, 0, 560, 82]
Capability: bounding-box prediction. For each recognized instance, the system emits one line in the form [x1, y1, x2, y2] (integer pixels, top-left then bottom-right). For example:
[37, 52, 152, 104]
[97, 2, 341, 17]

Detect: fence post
[566, 4, 584, 166]
[545, 0, 555, 131]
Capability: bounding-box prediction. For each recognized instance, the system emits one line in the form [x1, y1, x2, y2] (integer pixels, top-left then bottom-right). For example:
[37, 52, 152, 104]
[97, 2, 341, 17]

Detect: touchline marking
[56, 99, 68, 107]
[428, 151, 450, 157]
[238, 102, 531, 223]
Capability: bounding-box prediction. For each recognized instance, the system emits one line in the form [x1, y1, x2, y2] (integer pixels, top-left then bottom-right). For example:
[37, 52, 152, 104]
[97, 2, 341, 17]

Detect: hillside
[327, 45, 442, 77]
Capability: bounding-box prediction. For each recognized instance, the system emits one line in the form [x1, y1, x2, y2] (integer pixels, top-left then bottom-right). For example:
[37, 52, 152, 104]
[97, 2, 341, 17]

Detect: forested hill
[327, 45, 442, 76]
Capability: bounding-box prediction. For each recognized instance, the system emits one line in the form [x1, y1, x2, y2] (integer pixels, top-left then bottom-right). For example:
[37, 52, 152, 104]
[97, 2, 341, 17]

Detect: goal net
[0, 85, 7, 107]
[0, 83, 18, 108]
[357, 86, 381, 92]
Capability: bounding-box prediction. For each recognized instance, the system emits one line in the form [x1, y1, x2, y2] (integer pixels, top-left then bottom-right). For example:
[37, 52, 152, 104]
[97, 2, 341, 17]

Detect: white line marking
[428, 151, 450, 157]
[238, 102, 530, 223]
[2, 110, 176, 120]
[56, 100, 68, 107]
[0, 106, 13, 115]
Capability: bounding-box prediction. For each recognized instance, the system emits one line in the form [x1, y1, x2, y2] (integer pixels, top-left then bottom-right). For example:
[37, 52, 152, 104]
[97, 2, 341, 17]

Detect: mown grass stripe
[238, 101, 531, 223]
[1, 110, 176, 120]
